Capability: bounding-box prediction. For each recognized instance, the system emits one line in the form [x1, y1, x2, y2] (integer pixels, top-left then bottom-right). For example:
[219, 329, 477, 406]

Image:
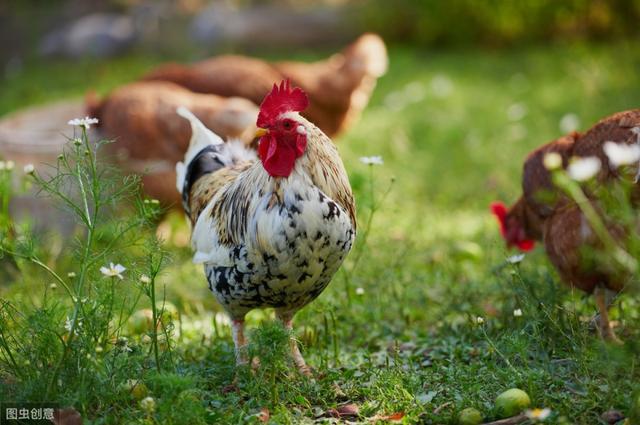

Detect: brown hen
[492, 109, 640, 342]
[87, 81, 259, 205]
[143, 33, 388, 137]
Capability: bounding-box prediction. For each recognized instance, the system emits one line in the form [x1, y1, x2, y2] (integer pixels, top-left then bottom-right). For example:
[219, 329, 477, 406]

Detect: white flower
[68, 116, 99, 129]
[476, 316, 485, 324]
[543, 152, 562, 170]
[559, 113, 580, 133]
[140, 396, 156, 413]
[67, 272, 76, 278]
[359, 156, 384, 166]
[355, 287, 365, 295]
[513, 308, 523, 317]
[603, 141, 640, 168]
[64, 316, 82, 334]
[23, 164, 35, 174]
[140, 275, 152, 284]
[525, 408, 552, 421]
[567, 156, 601, 181]
[506, 253, 525, 264]
[64, 317, 72, 331]
[100, 263, 126, 279]
[5, 160, 14, 170]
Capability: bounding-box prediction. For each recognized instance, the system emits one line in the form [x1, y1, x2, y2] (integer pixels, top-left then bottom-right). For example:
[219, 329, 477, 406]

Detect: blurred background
[2, 0, 640, 63]
[2, 2, 640, 422]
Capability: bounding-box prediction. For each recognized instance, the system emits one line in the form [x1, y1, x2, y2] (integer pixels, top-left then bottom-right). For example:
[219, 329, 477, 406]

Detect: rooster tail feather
[175, 106, 225, 194]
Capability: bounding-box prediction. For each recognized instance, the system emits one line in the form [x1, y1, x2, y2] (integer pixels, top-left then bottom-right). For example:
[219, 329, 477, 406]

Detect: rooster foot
[297, 363, 314, 378]
[594, 287, 623, 345]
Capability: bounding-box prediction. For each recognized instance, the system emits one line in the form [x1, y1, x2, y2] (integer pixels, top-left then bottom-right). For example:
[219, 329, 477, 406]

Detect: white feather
[175, 106, 225, 194]
[191, 194, 234, 265]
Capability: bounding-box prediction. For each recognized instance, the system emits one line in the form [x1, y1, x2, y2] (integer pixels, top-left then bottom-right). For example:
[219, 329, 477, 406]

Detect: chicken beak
[255, 128, 269, 138]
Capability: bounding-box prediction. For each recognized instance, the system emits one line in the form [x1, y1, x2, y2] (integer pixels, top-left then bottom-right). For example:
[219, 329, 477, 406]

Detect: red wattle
[517, 239, 535, 252]
[258, 135, 298, 177]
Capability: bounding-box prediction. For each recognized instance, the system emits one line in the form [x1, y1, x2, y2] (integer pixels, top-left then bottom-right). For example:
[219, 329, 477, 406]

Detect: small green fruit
[495, 388, 531, 418]
[458, 407, 483, 425]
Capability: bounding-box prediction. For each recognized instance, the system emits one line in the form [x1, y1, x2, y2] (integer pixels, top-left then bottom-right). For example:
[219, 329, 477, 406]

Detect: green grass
[2, 41, 640, 424]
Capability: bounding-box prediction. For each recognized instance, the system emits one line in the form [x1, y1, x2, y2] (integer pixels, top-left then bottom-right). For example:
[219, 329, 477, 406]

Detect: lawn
[1, 41, 640, 424]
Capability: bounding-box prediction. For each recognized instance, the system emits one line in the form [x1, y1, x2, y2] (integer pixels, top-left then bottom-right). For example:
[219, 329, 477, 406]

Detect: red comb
[257, 80, 309, 128]
[490, 201, 508, 237]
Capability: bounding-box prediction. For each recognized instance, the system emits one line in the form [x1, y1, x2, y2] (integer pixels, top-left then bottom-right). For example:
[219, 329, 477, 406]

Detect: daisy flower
[543, 152, 562, 170]
[567, 156, 600, 181]
[23, 164, 35, 175]
[359, 156, 384, 166]
[68, 116, 99, 129]
[506, 254, 525, 264]
[603, 141, 640, 168]
[100, 263, 126, 279]
[525, 408, 551, 422]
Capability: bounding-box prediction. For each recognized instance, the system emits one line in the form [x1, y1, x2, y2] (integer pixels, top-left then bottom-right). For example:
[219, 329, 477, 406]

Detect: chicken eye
[282, 120, 292, 129]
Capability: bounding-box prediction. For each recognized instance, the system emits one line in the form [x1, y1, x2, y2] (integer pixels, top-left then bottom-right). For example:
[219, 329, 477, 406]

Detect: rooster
[176, 80, 356, 374]
[144, 33, 388, 138]
[492, 110, 640, 342]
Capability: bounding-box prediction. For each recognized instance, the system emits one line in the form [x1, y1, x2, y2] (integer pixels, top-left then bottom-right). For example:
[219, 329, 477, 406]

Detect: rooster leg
[594, 286, 622, 344]
[276, 312, 312, 377]
[231, 318, 248, 365]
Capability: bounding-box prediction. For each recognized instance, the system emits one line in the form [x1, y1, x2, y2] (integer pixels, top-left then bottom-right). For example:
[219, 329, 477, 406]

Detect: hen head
[256, 80, 310, 177]
[490, 201, 536, 252]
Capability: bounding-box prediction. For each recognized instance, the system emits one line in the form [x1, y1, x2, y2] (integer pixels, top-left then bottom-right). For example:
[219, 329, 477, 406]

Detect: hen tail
[342, 33, 388, 79]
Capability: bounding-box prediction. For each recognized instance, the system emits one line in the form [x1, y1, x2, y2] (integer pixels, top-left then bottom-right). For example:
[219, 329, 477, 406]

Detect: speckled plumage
[177, 110, 356, 321]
